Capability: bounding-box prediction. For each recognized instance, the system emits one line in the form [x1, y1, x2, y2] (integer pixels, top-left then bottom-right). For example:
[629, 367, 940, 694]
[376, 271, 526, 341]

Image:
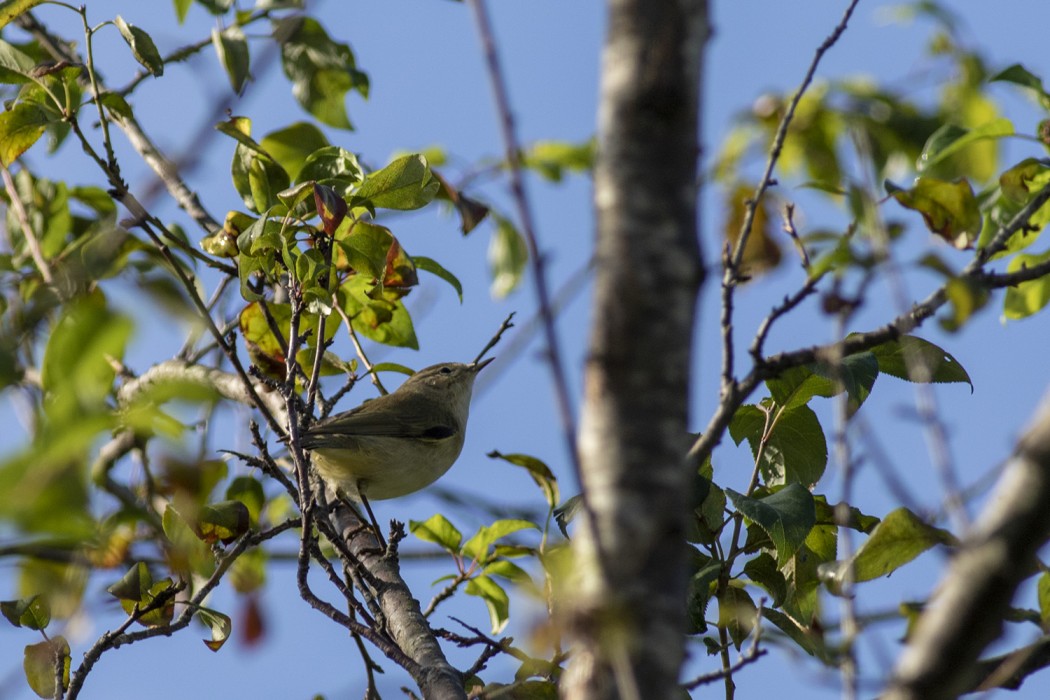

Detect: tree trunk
[563, 1, 709, 698]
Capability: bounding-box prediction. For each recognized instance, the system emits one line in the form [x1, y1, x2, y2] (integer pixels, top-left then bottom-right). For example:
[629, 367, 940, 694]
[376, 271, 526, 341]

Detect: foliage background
[1, 0, 1049, 697]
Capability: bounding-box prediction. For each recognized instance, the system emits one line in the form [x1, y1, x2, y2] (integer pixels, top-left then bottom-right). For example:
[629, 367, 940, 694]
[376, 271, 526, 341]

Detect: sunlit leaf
[409, 514, 462, 553]
[0, 103, 50, 165]
[194, 606, 232, 651]
[212, 26, 250, 93]
[23, 636, 69, 699]
[115, 16, 164, 77]
[297, 145, 362, 191]
[465, 575, 510, 634]
[818, 507, 956, 589]
[487, 451, 559, 510]
[354, 154, 439, 210]
[1003, 248, 1050, 320]
[260, 122, 329, 181]
[887, 177, 981, 249]
[489, 217, 528, 298]
[522, 139, 595, 181]
[463, 519, 538, 561]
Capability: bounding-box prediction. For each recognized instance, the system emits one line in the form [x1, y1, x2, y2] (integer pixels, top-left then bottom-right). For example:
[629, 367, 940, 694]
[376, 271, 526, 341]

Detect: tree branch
[883, 387, 1050, 699]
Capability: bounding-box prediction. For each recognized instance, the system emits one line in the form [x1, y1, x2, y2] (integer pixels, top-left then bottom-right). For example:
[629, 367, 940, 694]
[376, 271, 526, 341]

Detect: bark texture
[563, 1, 708, 698]
[884, 388, 1050, 700]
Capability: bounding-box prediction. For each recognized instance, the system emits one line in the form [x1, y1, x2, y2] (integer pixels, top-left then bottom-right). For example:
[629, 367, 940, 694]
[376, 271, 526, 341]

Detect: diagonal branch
[883, 387, 1050, 699]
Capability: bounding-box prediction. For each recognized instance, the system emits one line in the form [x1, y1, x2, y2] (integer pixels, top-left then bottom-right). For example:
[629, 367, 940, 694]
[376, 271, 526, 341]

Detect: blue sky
[2, 1, 1050, 698]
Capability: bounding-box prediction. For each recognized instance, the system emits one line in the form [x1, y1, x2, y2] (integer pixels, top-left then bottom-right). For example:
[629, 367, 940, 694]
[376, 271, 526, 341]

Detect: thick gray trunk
[563, 1, 708, 698]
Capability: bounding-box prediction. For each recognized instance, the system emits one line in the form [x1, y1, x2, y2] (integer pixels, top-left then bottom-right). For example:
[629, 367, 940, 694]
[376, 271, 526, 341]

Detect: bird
[297, 359, 493, 540]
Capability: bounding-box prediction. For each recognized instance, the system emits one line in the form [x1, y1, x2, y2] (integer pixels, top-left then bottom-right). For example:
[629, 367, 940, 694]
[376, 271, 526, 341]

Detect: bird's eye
[440, 366, 453, 375]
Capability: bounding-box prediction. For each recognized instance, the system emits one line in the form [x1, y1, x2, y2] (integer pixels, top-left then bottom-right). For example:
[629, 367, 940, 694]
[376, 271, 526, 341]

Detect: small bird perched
[299, 359, 493, 508]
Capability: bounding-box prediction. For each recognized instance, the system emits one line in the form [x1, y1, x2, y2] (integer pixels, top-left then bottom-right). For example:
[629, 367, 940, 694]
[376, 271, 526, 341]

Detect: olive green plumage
[300, 359, 491, 500]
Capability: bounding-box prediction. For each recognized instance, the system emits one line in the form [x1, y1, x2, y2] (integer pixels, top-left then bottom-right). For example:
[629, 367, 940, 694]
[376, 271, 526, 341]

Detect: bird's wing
[304, 393, 456, 440]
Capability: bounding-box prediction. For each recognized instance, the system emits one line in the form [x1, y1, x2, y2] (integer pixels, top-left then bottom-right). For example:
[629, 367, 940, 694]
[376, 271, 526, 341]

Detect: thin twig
[719, 0, 860, 398]
[688, 181, 1050, 469]
[466, 0, 582, 490]
[336, 302, 388, 395]
[472, 312, 515, 365]
[2, 166, 54, 285]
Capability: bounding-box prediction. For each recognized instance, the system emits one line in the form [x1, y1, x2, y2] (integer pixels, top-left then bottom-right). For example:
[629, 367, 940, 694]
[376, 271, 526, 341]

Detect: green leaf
[409, 514, 462, 553]
[1038, 572, 1050, 632]
[463, 519, 538, 561]
[0, 0, 47, 32]
[489, 216, 528, 298]
[41, 293, 133, 421]
[354, 154, 440, 210]
[465, 575, 510, 634]
[0, 38, 34, 84]
[686, 560, 720, 634]
[718, 585, 758, 650]
[888, 176, 981, 249]
[819, 507, 957, 588]
[726, 484, 816, 567]
[413, 256, 463, 303]
[0, 103, 50, 165]
[212, 26, 250, 94]
[23, 636, 69, 699]
[766, 368, 837, 411]
[731, 404, 827, 487]
[813, 496, 880, 534]
[296, 145, 362, 190]
[482, 559, 532, 586]
[172, 0, 192, 23]
[260, 122, 330, 181]
[487, 451, 559, 510]
[998, 158, 1050, 204]
[340, 276, 419, 349]
[277, 16, 368, 129]
[0, 595, 50, 630]
[107, 562, 175, 626]
[991, 64, 1050, 110]
[115, 16, 164, 77]
[225, 476, 265, 525]
[767, 354, 879, 416]
[522, 139, 595, 181]
[197, 606, 232, 651]
[1004, 248, 1050, 320]
[867, 334, 972, 389]
[688, 476, 726, 545]
[335, 221, 392, 279]
[743, 552, 787, 607]
[194, 500, 250, 545]
[762, 608, 828, 661]
[917, 118, 1013, 173]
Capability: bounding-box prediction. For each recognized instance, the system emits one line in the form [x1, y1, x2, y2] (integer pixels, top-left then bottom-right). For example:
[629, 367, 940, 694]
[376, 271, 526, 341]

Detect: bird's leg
[357, 485, 388, 550]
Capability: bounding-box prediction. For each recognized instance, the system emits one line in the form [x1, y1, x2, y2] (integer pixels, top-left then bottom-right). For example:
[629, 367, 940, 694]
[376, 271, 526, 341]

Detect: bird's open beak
[472, 357, 495, 373]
